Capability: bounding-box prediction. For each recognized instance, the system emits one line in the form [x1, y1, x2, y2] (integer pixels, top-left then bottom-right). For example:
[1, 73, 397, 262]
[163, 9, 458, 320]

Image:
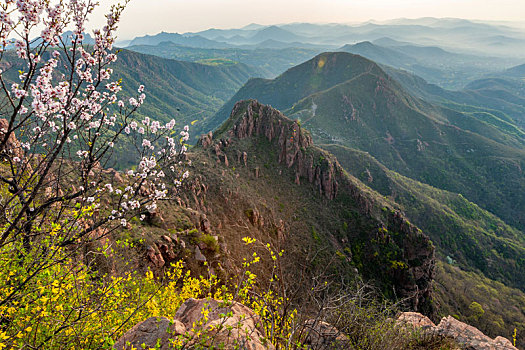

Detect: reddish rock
[218, 153, 228, 166]
[436, 316, 517, 350]
[113, 171, 124, 184]
[145, 245, 164, 269]
[302, 320, 349, 348]
[158, 243, 177, 263]
[397, 312, 435, 329]
[247, 208, 264, 228]
[113, 317, 186, 350]
[199, 131, 213, 149]
[0, 119, 23, 158]
[115, 298, 275, 350]
[200, 214, 211, 234]
[194, 246, 206, 262]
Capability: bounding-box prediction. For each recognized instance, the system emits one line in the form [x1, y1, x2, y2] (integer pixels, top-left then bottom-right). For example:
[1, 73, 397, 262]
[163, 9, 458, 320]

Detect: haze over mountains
[122, 18, 525, 92]
[123, 18, 525, 57]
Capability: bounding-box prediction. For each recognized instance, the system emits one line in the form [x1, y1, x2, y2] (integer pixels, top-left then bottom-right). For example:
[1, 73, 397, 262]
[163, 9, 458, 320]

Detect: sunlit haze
[89, 0, 525, 39]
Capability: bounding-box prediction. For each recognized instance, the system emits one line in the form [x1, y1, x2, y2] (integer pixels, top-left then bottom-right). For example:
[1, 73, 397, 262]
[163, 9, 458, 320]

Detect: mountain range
[7, 17, 525, 347]
[208, 52, 525, 237]
[91, 19, 525, 349]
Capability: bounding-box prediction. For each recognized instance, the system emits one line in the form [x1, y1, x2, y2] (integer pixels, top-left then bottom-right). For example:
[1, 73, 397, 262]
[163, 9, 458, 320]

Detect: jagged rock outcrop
[114, 298, 274, 350]
[397, 312, 518, 350]
[0, 118, 23, 158]
[226, 100, 338, 200]
[200, 131, 213, 149]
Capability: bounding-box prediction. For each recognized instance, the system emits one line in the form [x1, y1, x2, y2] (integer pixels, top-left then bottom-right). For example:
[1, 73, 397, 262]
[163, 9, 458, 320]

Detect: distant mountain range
[128, 32, 233, 48]
[122, 18, 525, 59]
[122, 18, 525, 91]
[339, 41, 518, 89]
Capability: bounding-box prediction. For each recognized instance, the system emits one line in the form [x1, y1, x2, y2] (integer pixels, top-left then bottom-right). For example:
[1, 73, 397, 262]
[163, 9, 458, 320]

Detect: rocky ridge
[194, 100, 435, 312]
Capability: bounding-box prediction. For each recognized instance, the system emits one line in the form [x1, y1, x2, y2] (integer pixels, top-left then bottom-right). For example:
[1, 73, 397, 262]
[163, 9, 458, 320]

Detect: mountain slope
[109, 49, 265, 137]
[322, 144, 525, 289]
[188, 100, 524, 346]
[208, 52, 386, 129]
[320, 144, 525, 346]
[0, 48, 263, 141]
[386, 66, 525, 130]
[209, 52, 525, 232]
[125, 42, 322, 78]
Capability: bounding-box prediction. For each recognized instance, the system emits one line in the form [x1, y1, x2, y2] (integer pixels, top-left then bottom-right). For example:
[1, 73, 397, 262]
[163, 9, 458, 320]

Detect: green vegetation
[195, 58, 238, 66]
[127, 41, 322, 78]
[322, 144, 525, 346]
[324, 144, 525, 290]
[209, 51, 525, 232]
[435, 262, 525, 348]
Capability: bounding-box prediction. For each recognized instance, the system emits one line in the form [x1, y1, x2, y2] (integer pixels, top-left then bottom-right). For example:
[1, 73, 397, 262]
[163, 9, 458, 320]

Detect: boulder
[194, 246, 206, 262]
[302, 319, 349, 349]
[396, 312, 518, 350]
[113, 317, 185, 350]
[397, 311, 435, 330]
[436, 316, 516, 350]
[114, 298, 275, 350]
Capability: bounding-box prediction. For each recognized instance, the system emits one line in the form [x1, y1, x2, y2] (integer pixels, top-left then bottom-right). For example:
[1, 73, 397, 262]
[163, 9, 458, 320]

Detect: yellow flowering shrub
[0, 218, 298, 350]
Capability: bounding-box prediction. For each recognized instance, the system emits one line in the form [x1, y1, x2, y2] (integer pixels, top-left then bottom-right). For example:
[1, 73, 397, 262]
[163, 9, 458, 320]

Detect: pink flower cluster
[0, 0, 191, 245]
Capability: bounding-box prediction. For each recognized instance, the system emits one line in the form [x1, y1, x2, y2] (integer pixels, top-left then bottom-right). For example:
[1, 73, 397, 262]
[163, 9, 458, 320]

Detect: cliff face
[194, 100, 435, 312]
[227, 100, 338, 199]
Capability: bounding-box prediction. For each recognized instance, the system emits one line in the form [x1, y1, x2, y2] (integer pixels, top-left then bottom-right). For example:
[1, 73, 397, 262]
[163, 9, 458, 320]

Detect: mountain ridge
[192, 99, 435, 312]
[208, 51, 525, 232]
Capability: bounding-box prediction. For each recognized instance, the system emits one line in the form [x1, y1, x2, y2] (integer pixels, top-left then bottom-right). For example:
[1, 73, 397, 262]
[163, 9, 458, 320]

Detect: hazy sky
[90, 0, 525, 39]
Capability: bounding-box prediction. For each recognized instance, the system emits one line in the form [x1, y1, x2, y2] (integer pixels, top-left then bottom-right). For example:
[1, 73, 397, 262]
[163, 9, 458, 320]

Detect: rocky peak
[205, 100, 338, 199]
[195, 100, 435, 312]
